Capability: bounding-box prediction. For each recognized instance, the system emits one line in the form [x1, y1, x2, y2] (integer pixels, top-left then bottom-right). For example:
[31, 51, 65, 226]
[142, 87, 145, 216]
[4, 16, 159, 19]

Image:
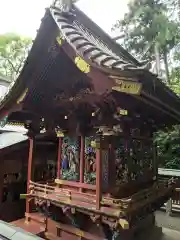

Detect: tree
[154, 125, 180, 169]
[113, 1, 180, 169]
[112, 0, 180, 84]
[0, 33, 32, 81]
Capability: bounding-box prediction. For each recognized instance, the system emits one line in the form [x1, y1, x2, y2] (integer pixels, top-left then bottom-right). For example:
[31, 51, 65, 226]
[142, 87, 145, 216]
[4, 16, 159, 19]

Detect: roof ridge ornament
[52, 0, 77, 14]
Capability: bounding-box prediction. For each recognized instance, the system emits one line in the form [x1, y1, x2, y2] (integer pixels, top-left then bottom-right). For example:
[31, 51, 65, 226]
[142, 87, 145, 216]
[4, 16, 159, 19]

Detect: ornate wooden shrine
[1, 1, 180, 239]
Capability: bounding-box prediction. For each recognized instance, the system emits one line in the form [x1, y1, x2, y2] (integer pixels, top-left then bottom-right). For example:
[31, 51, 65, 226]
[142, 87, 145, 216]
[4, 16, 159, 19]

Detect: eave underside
[0, 8, 180, 129]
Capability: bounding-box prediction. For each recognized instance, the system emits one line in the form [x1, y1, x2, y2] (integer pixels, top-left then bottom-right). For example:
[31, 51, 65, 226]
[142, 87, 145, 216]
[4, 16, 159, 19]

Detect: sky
[0, 0, 129, 38]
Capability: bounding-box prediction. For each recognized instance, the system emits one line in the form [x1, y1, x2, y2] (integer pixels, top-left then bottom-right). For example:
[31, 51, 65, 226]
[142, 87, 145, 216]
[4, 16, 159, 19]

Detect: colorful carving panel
[101, 150, 109, 189]
[129, 138, 154, 181]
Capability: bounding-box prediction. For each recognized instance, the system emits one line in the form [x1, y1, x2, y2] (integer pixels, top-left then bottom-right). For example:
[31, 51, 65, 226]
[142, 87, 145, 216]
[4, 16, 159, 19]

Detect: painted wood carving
[101, 149, 109, 188]
[115, 138, 129, 184]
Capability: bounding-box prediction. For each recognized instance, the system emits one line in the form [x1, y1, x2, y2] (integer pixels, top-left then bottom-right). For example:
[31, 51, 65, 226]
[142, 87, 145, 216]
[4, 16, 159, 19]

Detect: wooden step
[11, 217, 45, 236]
[45, 232, 62, 240]
[25, 212, 46, 224]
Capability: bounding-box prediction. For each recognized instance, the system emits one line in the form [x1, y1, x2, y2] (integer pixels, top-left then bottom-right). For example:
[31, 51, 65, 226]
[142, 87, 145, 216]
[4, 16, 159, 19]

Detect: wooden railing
[164, 188, 180, 215]
[29, 181, 97, 207]
[172, 188, 180, 206]
[54, 179, 96, 191]
[28, 179, 173, 218]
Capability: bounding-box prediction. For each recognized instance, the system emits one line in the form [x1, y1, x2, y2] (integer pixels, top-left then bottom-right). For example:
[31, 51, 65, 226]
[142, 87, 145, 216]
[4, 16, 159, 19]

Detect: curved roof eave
[73, 5, 142, 67]
[0, 10, 52, 119]
[0, 5, 180, 121]
[0, 6, 146, 119]
[50, 6, 151, 75]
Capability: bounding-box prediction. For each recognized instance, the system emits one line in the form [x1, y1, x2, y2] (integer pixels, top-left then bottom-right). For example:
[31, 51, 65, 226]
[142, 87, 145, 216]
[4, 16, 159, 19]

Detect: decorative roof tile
[0, 132, 28, 149]
[50, 6, 149, 72]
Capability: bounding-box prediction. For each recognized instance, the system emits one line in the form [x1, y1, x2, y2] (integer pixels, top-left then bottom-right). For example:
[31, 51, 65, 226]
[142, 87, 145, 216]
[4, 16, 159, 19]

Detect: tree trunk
[154, 42, 161, 76]
[163, 47, 170, 84]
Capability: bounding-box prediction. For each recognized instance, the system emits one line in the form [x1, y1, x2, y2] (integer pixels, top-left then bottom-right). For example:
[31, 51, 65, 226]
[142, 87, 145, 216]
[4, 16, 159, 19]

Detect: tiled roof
[0, 220, 43, 239]
[0, 132, 28, 149]
[50, 6, 150, 72]
[0, 124, 27, 133]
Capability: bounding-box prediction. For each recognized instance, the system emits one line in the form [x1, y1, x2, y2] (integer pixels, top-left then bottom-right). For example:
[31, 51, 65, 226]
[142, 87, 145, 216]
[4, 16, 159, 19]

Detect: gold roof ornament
[53, 0, 79, 13]
[56, 131, 64, 137]
[74, 56, 90, 73]
[56, 36, 64, 46]
[55, 127, 65, 137]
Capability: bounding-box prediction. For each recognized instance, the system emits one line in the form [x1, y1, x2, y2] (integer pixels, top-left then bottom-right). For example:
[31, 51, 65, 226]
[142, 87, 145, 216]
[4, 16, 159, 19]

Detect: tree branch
[6, 58, 18, 74]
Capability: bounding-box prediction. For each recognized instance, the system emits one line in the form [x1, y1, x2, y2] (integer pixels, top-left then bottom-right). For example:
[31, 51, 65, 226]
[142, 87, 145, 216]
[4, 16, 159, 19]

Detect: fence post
[166, 198, 172, 216]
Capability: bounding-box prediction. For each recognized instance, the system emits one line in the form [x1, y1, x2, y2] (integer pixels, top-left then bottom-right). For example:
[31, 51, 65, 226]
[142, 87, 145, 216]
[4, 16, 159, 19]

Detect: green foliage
[114, 0, 180, 169]
[113, 0, 179, 60]
[168, 69, 180, 94]
[168, 44, 180, 94]
[0, 33, 32, 81]
[154, 125, 180, 169]
[113, 0, 180, 83]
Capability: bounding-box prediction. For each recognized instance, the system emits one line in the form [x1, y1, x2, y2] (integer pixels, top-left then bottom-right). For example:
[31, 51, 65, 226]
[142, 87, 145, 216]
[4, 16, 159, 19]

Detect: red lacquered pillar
[57, 137, 62, 179]
[109, 139, 116, 189]
[96, 137, 102, 210]
[79, 136, 85, 191]
[26, 137, 34, 220]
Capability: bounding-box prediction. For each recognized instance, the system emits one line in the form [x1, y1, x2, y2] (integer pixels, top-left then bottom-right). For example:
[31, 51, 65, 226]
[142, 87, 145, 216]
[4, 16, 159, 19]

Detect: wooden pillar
[79, 136, 85, 190]
[96, 137, 102, 210]
[57, 137, 62, 179]
[0, 158, 4, 203]
[26, 138, 34, 218]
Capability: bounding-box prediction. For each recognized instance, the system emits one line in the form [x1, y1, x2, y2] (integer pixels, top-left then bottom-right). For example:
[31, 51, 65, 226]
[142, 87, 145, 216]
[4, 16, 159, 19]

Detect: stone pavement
[156, 210, 180, 231]
[162, 228, 180, 240]
[155, 211, 180, 240]
[136, 211, 180, 240]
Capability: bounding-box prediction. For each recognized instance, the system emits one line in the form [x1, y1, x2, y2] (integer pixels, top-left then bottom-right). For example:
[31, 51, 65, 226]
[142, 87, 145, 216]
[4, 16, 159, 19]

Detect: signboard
[112, 79, 142, 95]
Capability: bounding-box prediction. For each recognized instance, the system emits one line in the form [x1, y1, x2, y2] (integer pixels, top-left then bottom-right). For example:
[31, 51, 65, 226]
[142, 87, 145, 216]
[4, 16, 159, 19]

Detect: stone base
[137, 226, 162, 240]
[124, 214, 163, 240]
